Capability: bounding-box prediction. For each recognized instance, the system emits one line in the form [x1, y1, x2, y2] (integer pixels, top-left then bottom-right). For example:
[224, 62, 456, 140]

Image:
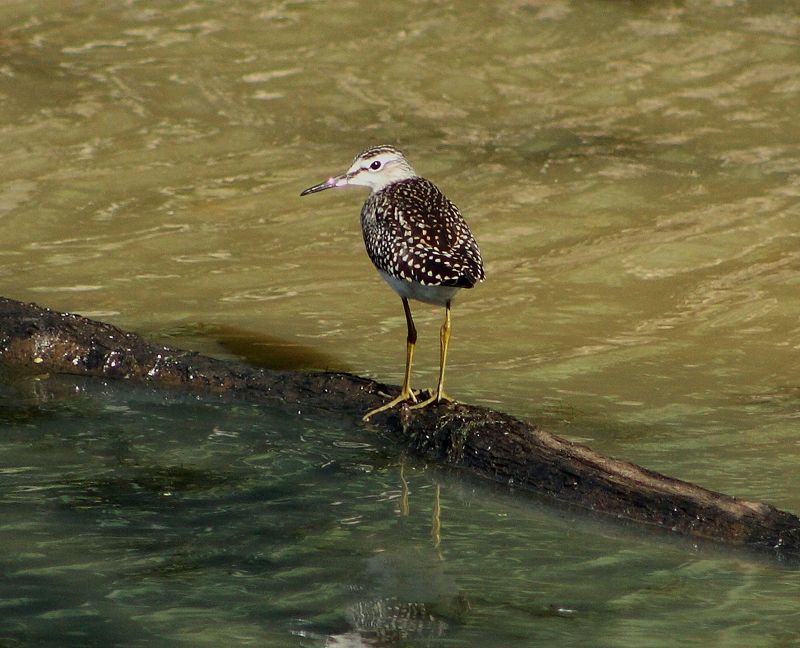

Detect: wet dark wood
[1, 296, 798, 561]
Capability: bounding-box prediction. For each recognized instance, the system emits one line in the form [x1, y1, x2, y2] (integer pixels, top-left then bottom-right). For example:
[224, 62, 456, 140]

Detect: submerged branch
[1, 296, 798, 560]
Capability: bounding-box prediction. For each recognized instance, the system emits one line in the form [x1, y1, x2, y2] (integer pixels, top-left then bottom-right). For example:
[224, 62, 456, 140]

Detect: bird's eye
[369, 160, 382, 170]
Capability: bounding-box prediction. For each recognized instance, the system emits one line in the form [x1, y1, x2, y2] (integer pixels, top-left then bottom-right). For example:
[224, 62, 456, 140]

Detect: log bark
[1, 296, 798, 561]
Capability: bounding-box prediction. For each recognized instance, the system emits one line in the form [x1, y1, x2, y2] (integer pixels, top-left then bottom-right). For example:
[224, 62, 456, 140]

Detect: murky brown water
[1, 1, 799, 645]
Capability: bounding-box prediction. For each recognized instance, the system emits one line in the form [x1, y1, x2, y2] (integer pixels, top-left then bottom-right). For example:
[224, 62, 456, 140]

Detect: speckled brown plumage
[360, 176, 485, 289]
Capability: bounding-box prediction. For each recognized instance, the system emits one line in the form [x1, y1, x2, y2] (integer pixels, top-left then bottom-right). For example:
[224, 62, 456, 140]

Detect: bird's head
[300, 145, 417, 197]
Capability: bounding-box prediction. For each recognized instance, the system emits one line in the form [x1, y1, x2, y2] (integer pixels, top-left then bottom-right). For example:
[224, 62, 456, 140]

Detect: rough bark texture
[1, 296, 798, 561]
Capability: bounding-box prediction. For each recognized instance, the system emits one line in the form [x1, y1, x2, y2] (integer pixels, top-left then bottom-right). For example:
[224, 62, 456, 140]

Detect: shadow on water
[155, 322, 349, 372]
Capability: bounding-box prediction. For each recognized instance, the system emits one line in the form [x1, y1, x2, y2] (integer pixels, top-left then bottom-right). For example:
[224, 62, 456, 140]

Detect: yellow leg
[431, 483, 441, 549]
[363, 298, 418, 421]
[411, 301, 454, 411]
[399, 462, 409, 517]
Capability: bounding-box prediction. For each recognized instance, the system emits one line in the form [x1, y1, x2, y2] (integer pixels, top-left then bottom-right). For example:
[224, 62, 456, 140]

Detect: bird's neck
[369, 172, 418, 195]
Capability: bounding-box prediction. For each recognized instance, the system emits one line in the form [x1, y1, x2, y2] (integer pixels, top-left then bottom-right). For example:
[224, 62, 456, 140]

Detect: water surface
[2, 377, 800, 647]
[1, 0, 799, 645]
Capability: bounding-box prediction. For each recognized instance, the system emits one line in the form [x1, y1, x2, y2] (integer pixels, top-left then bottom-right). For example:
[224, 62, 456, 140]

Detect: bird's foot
[362, 388, 418, 421]
[375, 388, 419, 404]
[408, 388, 454, 411]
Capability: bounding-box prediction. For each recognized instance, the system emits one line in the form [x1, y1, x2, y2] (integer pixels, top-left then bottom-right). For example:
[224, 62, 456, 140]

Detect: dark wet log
[1, 296, 798, 561]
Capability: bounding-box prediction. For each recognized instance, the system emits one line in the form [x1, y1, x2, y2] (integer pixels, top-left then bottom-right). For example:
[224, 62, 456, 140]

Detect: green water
[1, 0, 800, 645]
[2, 377, 799, 647]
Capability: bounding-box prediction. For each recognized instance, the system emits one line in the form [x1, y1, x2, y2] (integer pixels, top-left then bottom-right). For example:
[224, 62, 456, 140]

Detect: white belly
[378, 270, 461, 306]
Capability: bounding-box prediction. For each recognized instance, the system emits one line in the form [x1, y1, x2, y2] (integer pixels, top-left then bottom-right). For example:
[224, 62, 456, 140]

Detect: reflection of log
[1, 296, 798, 560]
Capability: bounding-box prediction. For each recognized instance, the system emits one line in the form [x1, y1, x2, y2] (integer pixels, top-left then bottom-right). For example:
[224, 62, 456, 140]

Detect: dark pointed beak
[300, 173, 348, 196]
[300, 179, 333, 196]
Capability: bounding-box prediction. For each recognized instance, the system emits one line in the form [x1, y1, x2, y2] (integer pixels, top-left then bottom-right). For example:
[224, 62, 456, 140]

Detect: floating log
[1, 296, 798, 560]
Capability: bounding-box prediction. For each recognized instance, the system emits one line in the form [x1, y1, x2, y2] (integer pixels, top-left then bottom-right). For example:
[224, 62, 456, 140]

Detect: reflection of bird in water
[327, 598, 449, 647]
[325, 469, 466, 647]
[399, 464, 442, 551]
[326, 550, 469, 647]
